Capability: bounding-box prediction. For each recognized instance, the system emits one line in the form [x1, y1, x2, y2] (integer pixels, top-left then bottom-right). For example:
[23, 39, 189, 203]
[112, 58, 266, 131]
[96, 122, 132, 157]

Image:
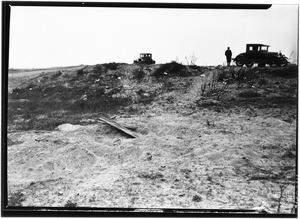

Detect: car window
[261, 46, 268, 51]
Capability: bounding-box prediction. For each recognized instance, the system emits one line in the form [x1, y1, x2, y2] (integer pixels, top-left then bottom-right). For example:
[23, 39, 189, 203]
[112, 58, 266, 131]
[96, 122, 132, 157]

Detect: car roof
[140, 53, 152, 55]
[247, 44, 270, 47]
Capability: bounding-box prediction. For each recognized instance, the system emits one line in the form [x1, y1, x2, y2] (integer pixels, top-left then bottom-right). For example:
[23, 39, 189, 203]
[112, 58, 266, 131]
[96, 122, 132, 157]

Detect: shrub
[102, 62, 119, 70]
[282, 143, 296, 158]
[201, 80, 229, 100]
[51, 71, 62, 79]
[216, 69, 230, 82]
[239, 90, 261, 98]
[189, 65, 200, 70]
[133, 68, 146, 81]
[153, 61, 187, 78]
[138, 172, 163, 180]
[64, 200, 77, 207]
[76, 68, 85, 77]
[93, 64, 103, 74]
[192, 195, 202, 202]
[8, 191, 26, 206]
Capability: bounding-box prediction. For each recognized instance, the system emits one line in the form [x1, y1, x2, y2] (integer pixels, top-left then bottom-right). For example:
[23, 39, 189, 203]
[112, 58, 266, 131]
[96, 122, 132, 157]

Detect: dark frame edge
[1, 208, 297, 218]
[3, 2, 298, 218]
[1, 1, 10, 216]
[2, 1, 272, 9]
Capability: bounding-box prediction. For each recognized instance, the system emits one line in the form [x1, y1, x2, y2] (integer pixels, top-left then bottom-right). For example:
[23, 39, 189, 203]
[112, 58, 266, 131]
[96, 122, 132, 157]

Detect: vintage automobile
[233, 44, 289, 67]
[134, 53, 155, 64]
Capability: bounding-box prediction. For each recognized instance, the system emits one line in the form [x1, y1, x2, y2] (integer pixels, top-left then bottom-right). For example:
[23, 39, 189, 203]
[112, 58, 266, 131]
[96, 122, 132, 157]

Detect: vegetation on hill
[7, 63, 297, 132]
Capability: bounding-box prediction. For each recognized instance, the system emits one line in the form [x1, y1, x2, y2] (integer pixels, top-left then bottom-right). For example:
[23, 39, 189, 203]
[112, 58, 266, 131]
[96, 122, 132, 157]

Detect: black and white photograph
[3, 1, 298, 216]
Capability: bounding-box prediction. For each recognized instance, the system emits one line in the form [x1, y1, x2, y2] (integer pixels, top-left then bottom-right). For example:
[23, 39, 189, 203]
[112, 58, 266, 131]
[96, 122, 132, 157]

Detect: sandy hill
[7, 62, 297, 213]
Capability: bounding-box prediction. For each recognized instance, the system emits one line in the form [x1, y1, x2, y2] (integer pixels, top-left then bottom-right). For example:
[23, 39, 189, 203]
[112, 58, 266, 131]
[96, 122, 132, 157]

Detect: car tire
[269, 57, 279, 67]
[281, 58, 288, 67]
[235, 57, 244, 67]
[246, 63, 254, 67]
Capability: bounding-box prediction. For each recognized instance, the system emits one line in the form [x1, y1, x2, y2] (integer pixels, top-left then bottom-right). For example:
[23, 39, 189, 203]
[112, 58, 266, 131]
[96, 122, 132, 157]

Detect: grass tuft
[239, 90, 261, 98]
[8, 191, 26, 206]
[64, 200, 77, 207]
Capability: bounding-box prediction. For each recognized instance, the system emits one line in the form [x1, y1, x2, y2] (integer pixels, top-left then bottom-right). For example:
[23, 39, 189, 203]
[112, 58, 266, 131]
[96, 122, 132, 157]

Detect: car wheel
[246, 63, 254, 67]
[281, 58, 288, 67]
[235, 57, 244, 67]
[269, 57, 279, 67]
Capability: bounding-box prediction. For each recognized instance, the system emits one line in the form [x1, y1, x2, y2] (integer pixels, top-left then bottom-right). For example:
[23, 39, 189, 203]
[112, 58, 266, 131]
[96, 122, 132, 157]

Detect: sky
[8, 3, 298, 68]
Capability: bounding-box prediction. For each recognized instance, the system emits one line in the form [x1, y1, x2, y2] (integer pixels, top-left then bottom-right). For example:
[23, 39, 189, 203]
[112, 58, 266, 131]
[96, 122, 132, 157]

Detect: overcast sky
[9, 4, 298, 68]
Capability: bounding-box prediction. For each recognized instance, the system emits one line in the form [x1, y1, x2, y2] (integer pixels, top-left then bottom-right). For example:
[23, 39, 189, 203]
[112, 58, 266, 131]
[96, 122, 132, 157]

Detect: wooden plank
[98, 117, 139, 138]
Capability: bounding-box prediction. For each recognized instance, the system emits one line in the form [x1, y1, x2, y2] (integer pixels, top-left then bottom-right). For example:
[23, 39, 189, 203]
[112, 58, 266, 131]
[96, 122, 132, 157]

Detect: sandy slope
[7, 65, 296, 213]
[8, 109, 296, 212]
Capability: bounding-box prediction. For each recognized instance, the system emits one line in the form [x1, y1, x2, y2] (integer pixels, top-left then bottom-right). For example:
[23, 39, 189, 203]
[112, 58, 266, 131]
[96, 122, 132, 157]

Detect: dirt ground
[6, 63, 297, 213]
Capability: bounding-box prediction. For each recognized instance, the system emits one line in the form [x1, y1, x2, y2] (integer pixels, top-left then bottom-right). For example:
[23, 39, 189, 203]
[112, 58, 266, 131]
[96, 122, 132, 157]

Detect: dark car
[233, 44, 289, 67]
[134, 53, 155, 64]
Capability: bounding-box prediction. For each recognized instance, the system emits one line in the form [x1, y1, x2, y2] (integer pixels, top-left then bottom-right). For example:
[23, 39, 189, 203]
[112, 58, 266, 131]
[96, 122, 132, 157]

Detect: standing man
[225, 47, 232, 66]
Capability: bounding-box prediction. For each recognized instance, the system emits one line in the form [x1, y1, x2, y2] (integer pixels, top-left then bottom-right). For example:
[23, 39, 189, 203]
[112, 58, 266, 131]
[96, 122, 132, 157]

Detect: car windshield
[260, 46, 268, 51]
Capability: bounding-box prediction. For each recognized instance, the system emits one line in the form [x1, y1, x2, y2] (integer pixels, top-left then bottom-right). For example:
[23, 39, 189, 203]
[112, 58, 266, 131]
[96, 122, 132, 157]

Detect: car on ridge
[134, 53, 155, 65]
[233, 44, 289, 67]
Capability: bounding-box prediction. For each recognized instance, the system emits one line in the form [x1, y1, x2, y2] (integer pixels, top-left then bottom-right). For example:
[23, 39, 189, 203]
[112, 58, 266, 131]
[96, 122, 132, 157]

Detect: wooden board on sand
[98, 117, 139, 138]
